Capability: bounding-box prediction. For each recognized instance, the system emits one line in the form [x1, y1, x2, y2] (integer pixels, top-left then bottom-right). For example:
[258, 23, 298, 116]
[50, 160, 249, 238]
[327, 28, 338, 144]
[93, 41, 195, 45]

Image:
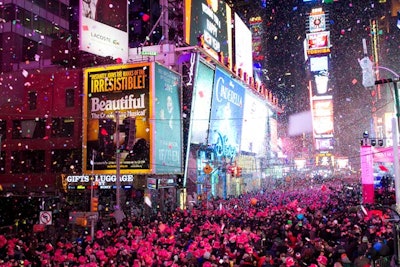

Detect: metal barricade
[373, 256, 393, 267]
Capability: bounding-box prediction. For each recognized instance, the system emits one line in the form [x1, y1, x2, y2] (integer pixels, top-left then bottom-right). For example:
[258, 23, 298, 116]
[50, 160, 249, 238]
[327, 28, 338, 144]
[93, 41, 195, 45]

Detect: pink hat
[317, 255, 328, 266]
[286, 256, 295, 267]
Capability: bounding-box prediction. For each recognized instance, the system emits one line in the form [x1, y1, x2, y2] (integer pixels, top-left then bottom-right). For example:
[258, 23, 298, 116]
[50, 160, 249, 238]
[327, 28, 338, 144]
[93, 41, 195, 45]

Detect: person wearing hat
[317, 255, 328, 267]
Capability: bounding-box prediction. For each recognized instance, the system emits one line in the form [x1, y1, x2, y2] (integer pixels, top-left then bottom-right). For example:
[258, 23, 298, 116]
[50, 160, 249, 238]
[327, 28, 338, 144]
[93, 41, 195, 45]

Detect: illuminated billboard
[310, 56, 328, 72]
[306, 31, 331, 55]
[154, 63, 183, 174]
[184, 0, 232, 64]
[208, 67, 245, 159]
[190, 57, 215, 145]
[241, 90, 268, 156]
[83, 63, 182, 175]
[312, 96, 334, 138]
[234, 13, 253, 79]
[309, 13, 326, 32]
[79, 0, 129, 62]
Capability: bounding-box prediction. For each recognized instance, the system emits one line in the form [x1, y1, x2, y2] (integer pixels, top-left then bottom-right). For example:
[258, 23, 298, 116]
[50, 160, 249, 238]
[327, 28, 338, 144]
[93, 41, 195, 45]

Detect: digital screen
[310, 56, 328, 72]
[79, 0, 129, 62]
[190, 57, 215, 144]
[208, 67, 245, 159]
[234, 13, 253, 79]
[306, 31, 331, 55]
[309, 13, 326, 32]
[312, 96, 334, 138]
[315, 138, 333, 151]
[154, 63, 183, 174]
[241, 91, 268, 155]
[184, 0, 232, 64]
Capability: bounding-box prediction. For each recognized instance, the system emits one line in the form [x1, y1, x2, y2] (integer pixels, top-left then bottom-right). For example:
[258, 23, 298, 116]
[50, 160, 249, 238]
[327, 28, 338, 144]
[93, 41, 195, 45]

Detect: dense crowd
[0, 180, 396, 267]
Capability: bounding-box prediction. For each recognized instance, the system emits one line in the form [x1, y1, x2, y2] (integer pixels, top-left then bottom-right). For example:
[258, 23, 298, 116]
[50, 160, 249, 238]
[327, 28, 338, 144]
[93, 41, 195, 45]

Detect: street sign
[39, 211, 52, 225]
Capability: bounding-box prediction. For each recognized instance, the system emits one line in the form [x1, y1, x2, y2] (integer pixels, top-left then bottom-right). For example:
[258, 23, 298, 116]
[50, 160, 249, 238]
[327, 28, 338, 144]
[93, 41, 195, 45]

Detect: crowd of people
[0, 179, 397, 267]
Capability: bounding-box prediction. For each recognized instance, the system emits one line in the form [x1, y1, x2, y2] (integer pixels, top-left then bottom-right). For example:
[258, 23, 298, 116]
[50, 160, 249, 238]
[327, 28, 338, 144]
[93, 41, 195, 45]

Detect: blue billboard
[208, 67, 245, 159]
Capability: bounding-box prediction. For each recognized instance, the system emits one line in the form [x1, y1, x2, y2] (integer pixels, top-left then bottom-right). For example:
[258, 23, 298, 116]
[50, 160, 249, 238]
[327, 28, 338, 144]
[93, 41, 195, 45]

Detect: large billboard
[154, 63, 183, 174]
[184, 0, 232, 64]
[234, 13, 253, 79]
[306, 31, 331, 55]
[208, 67, 244, 159]
[241, 90, 268, 156]
[312, 96, 334, 138]
[83, 63, 152, 174]
[83, 63, 182, 175]
[190, 57, 215, 145]
[79, 0, 129, 62]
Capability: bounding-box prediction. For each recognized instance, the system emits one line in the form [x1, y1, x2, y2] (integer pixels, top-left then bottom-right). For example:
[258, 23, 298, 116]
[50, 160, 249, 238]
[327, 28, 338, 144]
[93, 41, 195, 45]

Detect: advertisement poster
[154, 63, 182, 174]
[312, 96, 334, 138]
[190, 58, 215, 145]
[240, 91, 268, 156]
[184, 0, 232, 64]
[79, 0, 129, 62]
[208, 67, 244, 159]
[83, 63, 152, 174]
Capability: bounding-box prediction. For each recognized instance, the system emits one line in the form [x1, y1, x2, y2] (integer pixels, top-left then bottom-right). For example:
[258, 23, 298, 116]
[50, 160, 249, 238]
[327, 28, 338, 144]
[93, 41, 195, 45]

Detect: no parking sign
[39, 211, 52, 225]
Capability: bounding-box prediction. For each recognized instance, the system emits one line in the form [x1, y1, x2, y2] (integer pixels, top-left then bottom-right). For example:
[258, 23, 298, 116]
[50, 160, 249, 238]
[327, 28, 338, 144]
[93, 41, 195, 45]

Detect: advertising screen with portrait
[208, 67, 244, 159]
[312, 96, 334, 138]
[154, 63, 182, 174]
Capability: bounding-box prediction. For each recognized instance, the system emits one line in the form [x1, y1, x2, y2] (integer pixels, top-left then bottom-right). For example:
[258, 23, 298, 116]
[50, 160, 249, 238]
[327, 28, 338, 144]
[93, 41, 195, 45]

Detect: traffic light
[237, 167, 242, 177]
[91, 197, 99, 212]
[227, 165, 235, 177]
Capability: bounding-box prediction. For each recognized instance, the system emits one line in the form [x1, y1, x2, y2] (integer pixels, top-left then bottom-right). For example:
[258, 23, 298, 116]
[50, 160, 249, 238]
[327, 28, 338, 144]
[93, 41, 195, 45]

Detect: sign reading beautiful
[83, 63, 152, 174]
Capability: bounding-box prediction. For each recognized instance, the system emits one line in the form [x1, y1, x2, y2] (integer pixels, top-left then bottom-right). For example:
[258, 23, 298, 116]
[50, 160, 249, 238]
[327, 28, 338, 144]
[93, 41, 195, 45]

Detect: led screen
[190, 58, 215, 144]
[306, 31, 331, 55]
[309, 13, 326, 32]
[241, 91, 268, 156]
[184, 0, 232, 64]
[154, 63, 182, 174]
[79, 0, 129, 62]
[208, 67, 245, 159]
[310, 56, 328, 72]
[312, 96, 334, 138]
[235, 13, 253, 79]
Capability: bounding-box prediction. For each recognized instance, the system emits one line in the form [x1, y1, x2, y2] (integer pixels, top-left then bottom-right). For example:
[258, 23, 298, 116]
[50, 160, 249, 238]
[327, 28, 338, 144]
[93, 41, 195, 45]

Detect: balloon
[250, 198, 257, 205]
[321, 184, 327, 191]
[297, 213, 304, 220]
[373, 242, 382, 252]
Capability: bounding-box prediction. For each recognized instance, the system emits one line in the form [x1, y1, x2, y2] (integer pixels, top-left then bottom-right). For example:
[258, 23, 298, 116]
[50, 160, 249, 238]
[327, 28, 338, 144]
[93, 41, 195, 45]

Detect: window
[51, 117, 74, 137]
[28, 91, 37, 110]
[66, 89, 75, 107]
[0, 150, 5, 174]
[22, 38, 38, 62]
[11, 150, 45, 173]
[12, 119, 46, 139]
[51, 149, 81, 173]
[0, 120, 6, 140]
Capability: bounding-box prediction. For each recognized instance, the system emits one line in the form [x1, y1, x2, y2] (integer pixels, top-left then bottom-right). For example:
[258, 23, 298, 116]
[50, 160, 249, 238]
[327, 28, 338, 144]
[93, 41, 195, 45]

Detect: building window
[51, 117, 74, 137]
[0, 120, 6, 140]
[66, 89, 75, 107]
[0, 150, 5, 174]
[51, 149, 81, 173]
[28, 91, 37, 110]
[12, 119, 46, 139]
[22, 38, 38, 62]
[11, 150, 45, 173]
